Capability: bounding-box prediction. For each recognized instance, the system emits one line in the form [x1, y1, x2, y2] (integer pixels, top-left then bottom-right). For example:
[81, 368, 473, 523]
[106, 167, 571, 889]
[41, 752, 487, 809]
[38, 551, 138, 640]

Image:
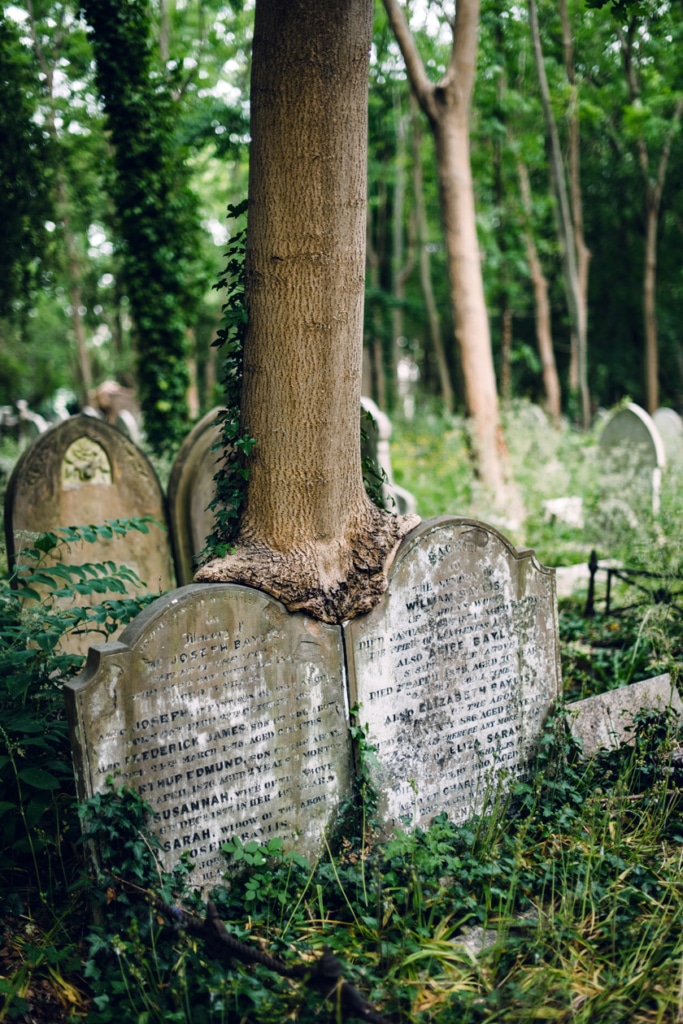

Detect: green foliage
[80, 0, 208, 455]
[199, 199, 255, 564]
[0, 12, 54, 320]
[76, 702, 683, 1023]
[0, 519, 157, 897]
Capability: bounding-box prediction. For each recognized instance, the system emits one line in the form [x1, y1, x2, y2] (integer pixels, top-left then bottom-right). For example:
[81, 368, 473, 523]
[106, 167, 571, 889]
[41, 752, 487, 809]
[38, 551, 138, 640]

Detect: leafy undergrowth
[8, 707, 682, 1024]
[3, 511, 683, 1020]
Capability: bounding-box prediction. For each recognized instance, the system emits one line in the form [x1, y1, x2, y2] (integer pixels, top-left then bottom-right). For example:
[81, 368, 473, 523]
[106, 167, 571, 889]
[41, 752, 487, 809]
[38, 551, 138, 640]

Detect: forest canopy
[1, 0, 682, 437]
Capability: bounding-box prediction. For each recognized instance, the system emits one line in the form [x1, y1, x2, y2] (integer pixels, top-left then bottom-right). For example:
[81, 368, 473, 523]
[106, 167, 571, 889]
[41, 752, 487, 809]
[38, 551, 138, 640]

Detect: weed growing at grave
[74, 703, 683, 1024]
[0, 520, 159, 1020]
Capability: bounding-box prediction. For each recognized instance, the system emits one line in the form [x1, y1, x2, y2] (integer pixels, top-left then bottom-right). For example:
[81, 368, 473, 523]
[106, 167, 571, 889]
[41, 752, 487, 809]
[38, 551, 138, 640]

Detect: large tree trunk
[383, 0, 513, 504]
[196, 0, 418, 623]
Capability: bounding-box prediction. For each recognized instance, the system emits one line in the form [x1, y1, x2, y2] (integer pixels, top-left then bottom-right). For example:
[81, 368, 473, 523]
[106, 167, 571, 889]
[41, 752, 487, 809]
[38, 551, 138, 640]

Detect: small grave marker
[567, 674, 683, 759]
[653, 407, 683, 462]
[344, 516, 560, 829]
[65, 583, 352, 891]
[599, 403, 665, 515]
[167, 408, 223, 585]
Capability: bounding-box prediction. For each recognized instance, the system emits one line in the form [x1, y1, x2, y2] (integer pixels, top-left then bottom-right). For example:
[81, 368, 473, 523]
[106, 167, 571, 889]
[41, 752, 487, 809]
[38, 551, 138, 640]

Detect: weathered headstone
[344, 516, 560, 829]
[361, 396, 417, 516]
[598, 403, 665, 515]
[5, 415, 175, 650]
[567, 674, 683, 759]
[653, 407, 683, 462]
[65, 583, 352, 891]
[167, 407, 223, 586]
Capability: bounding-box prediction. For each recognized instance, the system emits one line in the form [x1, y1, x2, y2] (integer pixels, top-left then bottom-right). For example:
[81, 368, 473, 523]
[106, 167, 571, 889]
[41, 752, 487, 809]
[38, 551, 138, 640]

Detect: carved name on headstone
[344, 517, 561, 829]
[65, 584, 352, 891]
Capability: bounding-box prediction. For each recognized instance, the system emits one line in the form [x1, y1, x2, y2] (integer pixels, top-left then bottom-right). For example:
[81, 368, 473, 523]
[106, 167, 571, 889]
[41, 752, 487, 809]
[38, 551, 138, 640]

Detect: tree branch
[382, 0, 437, 121]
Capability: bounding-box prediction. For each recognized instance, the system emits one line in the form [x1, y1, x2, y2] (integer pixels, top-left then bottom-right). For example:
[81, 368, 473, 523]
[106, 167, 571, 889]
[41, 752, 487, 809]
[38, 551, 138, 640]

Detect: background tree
[81, 0, 209, 454]
[382, 0, 513, 502]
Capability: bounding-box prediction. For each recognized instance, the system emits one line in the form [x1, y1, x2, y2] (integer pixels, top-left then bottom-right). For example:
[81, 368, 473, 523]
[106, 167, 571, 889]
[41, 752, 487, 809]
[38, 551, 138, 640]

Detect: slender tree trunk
[618, 21, 683, 414]
[391, 105, 414, 383]
[528, 0, 589, 427]
[56, 177, 93, 406]
[644, 198, 658, 413]
[366, 205, 387, 409]
[500, 307, 512, 404]
[383, 0, 515, 506]
[517, 160, 561, 423]
[410, 97, 453, 412]
[196, 0, 418, 622]
[560, 0, 590, 421]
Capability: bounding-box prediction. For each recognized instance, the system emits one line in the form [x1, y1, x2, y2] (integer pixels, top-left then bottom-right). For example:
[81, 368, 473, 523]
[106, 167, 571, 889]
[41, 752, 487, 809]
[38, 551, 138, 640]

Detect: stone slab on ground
[344, 516, 561, 830]
[64, 583, 352, 892]
[566, 673, 683, 759]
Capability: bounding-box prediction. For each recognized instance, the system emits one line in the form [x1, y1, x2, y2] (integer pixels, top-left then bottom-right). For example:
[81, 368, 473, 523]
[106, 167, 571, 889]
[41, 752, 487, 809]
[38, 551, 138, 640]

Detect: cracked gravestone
[344, 516, 561, 829]
[64, 583, 352, 892]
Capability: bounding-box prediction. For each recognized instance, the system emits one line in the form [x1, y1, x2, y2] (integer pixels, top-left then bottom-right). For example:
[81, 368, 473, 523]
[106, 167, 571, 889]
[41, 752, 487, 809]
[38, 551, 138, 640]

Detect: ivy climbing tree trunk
[196, 0, 418, 624]
[81, 0, 204, 455]
[383, 0, 515, 506]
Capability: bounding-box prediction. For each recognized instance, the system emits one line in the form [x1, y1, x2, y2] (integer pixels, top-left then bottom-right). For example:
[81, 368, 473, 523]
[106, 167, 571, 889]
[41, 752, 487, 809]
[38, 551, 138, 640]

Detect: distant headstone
[344, 516, 560, 829]
[653, 408, 683, 462]
[567, 674, 683, 759]
[599, 403, 665, 515]
[65, 583, 352, 892]
[5, 415, 175, 650]
[361, 396, 417, 516]
[168, 408, 223, 585]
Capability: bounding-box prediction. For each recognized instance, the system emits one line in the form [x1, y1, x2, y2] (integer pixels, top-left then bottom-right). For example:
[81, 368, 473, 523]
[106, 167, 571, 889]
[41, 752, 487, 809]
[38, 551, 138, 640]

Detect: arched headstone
[598, 403, 665, 515]
[653, 407, 683, 462]
[65, 583, 352, 892]
[167, 408, 224, 585]
[5, 415, 175, 651]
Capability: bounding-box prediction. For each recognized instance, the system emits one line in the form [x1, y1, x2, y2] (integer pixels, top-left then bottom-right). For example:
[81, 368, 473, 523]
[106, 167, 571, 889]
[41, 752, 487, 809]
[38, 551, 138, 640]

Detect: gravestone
[567, 674, 683, 759]
[361, 396, 417, 516]
[653, 408, 683, 462]
[598, 403, 665, 515]
[65, 583, 352, 891]
[5, 415, 175, 650]
[344, 516, 560, 829]
[168, 408, 223, 585]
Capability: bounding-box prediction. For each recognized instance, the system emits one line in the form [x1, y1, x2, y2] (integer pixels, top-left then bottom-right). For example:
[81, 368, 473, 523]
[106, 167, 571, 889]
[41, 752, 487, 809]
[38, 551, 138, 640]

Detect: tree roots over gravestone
[194, 506, 420, 625]
[110, 875, 392, 1024]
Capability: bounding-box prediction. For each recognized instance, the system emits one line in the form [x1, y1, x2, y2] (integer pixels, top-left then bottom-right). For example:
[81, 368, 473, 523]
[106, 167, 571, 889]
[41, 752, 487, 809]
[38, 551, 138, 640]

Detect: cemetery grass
[5, 408, 683, 1021]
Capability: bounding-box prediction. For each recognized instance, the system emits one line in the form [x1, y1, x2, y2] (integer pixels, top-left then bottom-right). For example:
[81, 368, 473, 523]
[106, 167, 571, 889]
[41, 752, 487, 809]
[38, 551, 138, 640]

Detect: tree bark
[196, 0, 418, 623]
[410, 95, 453, 413]
[517, 160, 561, 423]
[618, 20, 683, 414]
[383, 0, 512, 501]
[528, 0, 589, 427]
[559, 0, 590, 423]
